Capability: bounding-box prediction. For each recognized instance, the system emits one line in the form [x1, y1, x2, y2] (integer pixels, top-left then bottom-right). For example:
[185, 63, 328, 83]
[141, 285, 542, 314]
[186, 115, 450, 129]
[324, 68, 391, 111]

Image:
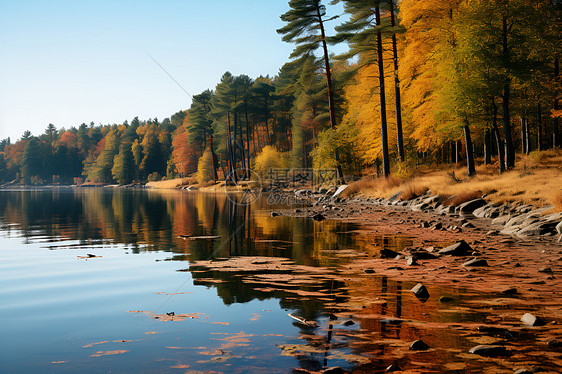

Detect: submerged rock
[411, 283, 429, 301]
[311, 213, 326, 221]
[386, 364, 401, 372]
[409, 340, 430, 351]
[468, 345, 508, 357]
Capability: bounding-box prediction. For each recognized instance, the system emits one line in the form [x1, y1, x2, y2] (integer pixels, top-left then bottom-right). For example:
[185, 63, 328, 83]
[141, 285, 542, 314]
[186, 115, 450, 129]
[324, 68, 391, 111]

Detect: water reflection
[1, 189, 553, 373]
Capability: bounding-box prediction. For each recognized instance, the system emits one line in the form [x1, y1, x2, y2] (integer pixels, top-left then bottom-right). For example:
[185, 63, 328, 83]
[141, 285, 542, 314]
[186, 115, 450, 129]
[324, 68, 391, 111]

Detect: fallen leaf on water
[264, 334, 284, 337]
[211, 321, 230, 325]
[82, 341, 109, 348]
[170, 363, 190, 369]
[144, 331, 159, 335]
[90, 350, 128, 357]
[51, 361, 67, 364]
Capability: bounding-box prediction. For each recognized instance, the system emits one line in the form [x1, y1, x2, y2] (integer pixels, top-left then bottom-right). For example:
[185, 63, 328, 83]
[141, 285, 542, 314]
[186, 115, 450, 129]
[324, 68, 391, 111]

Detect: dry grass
[443, 191, 482, 206]
[399, 183, 429, 201]
[341, 176, 402, 199]
[348, 149, 562, 212]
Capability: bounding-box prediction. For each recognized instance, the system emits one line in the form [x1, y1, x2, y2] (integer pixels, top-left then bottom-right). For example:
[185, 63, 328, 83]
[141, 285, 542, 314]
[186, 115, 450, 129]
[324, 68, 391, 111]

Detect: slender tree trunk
[464, 120, 476, 177]
[450, 141, 455, 164]
[502, 16, 515, 169]
[520, 117, 526, 154]
[554, 58, 560, 147]
[317, 5, 345, 184]
[524, 117, 530, 154]
[209, 134, 218, 181]
[375, 4, 390, 177]
[226, 111, 237, 183]
[492, 102, 505, 173]
[244, 101, 251, 177]
[484, 129, 491, 165]
[537, 101, 543, 151]
[455, 140, 462, 164]
[389, 0, 404, 162]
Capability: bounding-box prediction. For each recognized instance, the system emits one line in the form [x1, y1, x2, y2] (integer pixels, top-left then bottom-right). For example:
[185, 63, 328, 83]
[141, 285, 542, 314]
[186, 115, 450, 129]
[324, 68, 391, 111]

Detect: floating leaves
[90, 350, 128, 357]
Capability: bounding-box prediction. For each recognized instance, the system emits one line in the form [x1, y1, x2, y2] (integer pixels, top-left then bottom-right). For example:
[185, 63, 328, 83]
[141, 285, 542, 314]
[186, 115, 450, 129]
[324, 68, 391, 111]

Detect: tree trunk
[537, 102, 543, 151]
[389, 0, 404, 162]
[226, 112, 237, 183]
[317, 5, 345, 184]
[450, 141, 455, 164]
[521, 117, 527, 154]
[464, 120, 476, 177]
[209, 134, 219, 181]
[375, 4, 390, 177]
[244, 100, 251, 177]
[492, 102, 505, 173]
[484, 129, 491, 165]
[524, 117, 530, 154]
[502, 16, 515, 169]
[554, 58, 560, 147]
[455, 140, 462, 164]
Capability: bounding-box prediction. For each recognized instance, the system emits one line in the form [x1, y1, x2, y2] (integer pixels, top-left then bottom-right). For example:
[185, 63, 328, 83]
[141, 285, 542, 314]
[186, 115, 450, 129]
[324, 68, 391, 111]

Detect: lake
[0, 188, 544, 373]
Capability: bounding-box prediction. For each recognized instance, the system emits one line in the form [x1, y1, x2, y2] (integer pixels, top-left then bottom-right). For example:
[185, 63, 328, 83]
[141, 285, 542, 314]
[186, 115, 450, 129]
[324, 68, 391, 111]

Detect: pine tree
[278, 0, 345, 183]
[112, 142, 134, 185]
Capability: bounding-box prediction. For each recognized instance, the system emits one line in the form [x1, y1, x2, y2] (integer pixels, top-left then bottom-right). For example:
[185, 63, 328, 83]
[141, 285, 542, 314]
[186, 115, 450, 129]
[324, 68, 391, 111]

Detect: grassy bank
[343, 149, 562, 212]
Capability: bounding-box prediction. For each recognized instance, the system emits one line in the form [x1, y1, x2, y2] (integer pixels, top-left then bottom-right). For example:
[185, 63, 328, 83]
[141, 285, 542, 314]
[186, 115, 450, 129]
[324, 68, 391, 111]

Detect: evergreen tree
[21, 137, 43, 182]
[278, 0, 345, 183]
[112, 142, 134, 185]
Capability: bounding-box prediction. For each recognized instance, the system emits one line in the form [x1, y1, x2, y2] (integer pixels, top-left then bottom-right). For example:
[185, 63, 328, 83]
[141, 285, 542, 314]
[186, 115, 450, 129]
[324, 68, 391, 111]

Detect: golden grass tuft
[444, 191, 482, 206]
[340, 176, 404, 199]
[399, 183, 429, 201]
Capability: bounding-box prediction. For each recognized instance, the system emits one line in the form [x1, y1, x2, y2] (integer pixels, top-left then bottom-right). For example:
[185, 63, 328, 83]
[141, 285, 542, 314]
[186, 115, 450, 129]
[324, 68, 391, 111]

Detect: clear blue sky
[0, 0, 347, 141]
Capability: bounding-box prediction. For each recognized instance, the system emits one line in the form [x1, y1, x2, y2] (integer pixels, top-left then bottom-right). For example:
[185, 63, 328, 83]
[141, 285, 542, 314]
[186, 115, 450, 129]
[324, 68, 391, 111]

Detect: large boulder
[438, 240, 473, 256]
[456, 198, 487, 214]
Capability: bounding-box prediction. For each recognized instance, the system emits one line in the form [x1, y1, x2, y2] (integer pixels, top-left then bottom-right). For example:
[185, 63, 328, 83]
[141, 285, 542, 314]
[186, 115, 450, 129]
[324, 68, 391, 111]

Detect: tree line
[1, 0, 560, 186]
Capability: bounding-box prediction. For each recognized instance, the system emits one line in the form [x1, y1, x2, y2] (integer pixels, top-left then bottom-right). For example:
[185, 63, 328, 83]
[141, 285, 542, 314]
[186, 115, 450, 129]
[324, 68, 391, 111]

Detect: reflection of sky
[0, 0, 348, 141]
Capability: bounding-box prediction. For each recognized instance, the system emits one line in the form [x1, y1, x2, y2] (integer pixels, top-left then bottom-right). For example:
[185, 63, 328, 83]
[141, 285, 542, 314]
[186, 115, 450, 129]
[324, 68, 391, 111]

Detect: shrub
[147, 172, 161, 182]
[197, 149, 215, 184]
[254, 146, 289, 179]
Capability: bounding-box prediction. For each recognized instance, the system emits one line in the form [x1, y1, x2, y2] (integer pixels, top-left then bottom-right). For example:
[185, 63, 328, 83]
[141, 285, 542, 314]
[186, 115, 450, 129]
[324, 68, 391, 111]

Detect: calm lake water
[0, 188, 550, 373]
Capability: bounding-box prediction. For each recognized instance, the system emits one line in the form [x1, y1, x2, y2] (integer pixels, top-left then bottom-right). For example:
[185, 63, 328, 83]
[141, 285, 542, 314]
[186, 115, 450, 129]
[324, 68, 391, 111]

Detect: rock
[439, 296, 455, 303]
[379, 318, 403, 324]
[411, 283, 430, 301]
[547, 338, 560, 348]
[431, 222, 443, 230]
[386, 364, 401, 372]
[323, 367, 345, 374]
[463, 258, 489, 267]
[557, 220, 562, 234]
[363, 269, 375, 274]
[457, 198, 487, 214]
[521, 313, 546, 326]
[380, 248, 401, 259]
[409, 340, 430, 351]
[439, 240, 472, 256]
[513, 369, 534, 374]
[270, 212, 280, 217]
[406, 256, 418, 266]
[410, 251, 438, 260]
[501, 287, 518, 295]
[468, 345, 508, 357]
[538, 267, 553, 273]
[311, 213, 326, 221]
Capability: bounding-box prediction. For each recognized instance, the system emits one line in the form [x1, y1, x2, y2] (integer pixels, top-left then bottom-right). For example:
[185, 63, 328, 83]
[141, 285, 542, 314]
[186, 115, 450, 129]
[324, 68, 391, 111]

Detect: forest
[0, 0, 560, 186]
